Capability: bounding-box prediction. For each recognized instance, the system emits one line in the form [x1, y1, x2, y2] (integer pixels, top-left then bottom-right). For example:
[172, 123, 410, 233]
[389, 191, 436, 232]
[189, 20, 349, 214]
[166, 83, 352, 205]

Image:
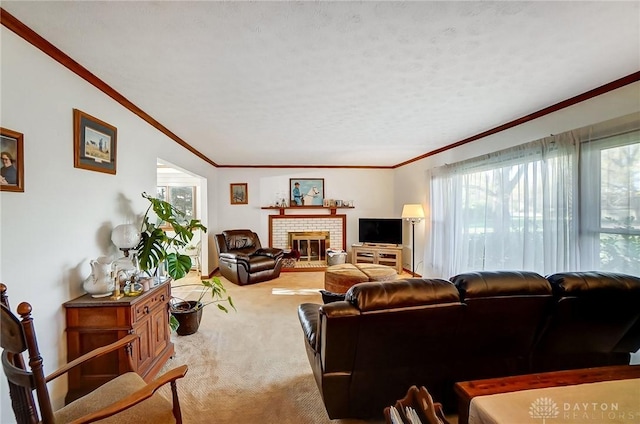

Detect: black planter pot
[171, 301, 203, 336]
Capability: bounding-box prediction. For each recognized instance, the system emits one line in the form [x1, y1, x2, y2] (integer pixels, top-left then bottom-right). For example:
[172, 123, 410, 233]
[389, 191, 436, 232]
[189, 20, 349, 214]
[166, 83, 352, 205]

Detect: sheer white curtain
[429, 133, 578, 278]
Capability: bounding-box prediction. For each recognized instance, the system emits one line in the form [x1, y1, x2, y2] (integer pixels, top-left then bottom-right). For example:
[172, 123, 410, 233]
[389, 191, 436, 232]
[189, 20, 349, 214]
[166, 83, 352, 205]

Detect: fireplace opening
[288, 231, 330, 262]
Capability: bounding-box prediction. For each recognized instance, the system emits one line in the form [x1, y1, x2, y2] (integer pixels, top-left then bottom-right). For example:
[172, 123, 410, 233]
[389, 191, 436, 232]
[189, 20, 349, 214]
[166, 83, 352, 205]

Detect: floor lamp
[402, 204, 425, 277]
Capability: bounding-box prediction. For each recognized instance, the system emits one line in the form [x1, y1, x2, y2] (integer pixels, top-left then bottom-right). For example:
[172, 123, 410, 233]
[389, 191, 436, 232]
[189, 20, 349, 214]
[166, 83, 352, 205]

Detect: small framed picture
[1, 127, 24, 192]
[73, 108, 117, 174]
[230, 183, 248, 205]
[290, 178, 324, 206]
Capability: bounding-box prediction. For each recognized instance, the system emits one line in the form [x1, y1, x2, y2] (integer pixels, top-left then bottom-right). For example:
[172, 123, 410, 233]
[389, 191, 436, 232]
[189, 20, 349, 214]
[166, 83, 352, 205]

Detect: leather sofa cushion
[547, 271, 640, 296]
[222, 230, 256, 250]
[346, 278, 459, 312]
[451, 270, 551, 299]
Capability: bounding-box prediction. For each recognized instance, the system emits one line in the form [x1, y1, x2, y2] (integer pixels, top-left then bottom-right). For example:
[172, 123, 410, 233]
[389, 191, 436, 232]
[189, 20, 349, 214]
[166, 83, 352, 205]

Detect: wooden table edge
[454, 364, 640, 424]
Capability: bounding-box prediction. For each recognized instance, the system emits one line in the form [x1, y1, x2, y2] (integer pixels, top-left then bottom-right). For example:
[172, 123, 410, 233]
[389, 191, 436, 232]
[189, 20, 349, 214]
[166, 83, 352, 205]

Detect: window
[430, 136, 576, 277]
[156, 186, 196, 223]
[429, 115, 639, 278]
[581, 131, 640, 273]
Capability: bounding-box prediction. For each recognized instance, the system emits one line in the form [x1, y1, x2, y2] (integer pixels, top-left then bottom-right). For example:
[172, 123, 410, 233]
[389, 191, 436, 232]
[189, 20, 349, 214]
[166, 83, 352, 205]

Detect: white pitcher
[83, 256, 114, 298]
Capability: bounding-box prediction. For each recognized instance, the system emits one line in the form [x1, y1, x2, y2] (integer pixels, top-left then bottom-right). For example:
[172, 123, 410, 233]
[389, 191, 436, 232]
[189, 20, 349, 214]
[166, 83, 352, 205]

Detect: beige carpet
[162, 271, 457, 424]
[161, 271, 374, 423]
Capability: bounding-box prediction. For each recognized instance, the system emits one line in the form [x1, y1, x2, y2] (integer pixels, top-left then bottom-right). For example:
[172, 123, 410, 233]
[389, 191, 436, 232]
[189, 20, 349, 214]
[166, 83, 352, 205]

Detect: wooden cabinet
[351, 244, 403, 274]
[63, 280, 174, 403]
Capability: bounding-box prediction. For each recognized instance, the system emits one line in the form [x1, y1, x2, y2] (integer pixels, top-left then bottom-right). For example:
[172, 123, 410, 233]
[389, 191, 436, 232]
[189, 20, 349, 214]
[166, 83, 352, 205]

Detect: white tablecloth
[469, 378, 640, 424]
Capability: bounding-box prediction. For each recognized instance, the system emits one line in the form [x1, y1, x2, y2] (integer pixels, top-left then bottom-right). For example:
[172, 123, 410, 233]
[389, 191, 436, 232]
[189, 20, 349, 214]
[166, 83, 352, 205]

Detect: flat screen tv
[358, 218, 403, 245]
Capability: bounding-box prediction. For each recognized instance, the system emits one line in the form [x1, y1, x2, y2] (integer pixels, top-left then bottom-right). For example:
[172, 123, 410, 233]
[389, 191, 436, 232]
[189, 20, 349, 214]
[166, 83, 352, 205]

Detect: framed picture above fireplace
[290, 178, 324, 206]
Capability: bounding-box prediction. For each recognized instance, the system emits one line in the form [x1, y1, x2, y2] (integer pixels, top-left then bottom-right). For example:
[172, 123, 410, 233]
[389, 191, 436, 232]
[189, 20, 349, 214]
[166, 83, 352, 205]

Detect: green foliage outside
[600, 217, 640, 274]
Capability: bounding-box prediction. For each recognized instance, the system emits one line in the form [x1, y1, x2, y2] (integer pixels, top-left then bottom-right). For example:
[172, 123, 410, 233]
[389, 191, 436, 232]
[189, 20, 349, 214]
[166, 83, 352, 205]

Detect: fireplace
[269, 215, 346, 252]
[288, 231, 330, 262]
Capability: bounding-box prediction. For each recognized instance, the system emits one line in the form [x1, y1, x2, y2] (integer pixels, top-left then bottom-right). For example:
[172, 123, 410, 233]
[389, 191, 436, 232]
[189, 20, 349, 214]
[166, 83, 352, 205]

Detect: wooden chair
[0, 283, 188, 424]
[383, 385, 450, 424]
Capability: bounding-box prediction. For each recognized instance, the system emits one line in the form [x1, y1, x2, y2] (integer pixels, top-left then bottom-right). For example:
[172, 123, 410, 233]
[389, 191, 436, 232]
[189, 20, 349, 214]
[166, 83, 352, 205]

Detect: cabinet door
[133, 315, 153, 372]
[151, 304, 170, 358]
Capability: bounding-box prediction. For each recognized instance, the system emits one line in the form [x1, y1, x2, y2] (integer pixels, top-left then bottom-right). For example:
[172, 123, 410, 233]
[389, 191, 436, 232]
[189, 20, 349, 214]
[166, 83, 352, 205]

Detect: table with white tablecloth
[469, 378, 640, 424]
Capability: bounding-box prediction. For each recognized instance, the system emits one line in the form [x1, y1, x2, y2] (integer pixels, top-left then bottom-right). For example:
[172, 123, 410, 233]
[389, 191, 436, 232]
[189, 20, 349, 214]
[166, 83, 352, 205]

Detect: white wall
[394, 82, 640, 279]
[0, 27, 218, 421]
[215, 168, 395, 256]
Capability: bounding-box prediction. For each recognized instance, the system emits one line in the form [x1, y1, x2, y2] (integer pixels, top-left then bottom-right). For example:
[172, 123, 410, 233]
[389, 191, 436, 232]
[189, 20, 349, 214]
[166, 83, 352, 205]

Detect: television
[358, 218, 403, 245]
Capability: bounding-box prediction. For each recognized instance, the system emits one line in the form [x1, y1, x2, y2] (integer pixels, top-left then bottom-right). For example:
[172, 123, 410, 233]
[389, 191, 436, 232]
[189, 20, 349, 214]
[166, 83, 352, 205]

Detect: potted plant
[170, 276, 234, 335]
[136, 192, 206, 280]
[135, 192, 234, 335]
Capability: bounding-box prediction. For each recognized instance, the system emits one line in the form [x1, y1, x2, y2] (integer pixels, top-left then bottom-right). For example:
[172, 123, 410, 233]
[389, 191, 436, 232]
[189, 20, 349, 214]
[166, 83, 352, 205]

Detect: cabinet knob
[160, 294, 165, 301]
[144, 306, 150, 314]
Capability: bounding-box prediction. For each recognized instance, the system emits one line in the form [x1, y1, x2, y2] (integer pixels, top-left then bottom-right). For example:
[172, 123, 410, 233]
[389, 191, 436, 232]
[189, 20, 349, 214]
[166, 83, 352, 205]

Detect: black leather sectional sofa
[297, 271, 640, 419]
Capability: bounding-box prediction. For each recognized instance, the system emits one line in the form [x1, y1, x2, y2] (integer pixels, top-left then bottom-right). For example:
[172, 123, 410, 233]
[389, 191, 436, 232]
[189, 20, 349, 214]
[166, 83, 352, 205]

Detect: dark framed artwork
[73, 108, 117, 174]
[290, 178, 324, 206]
[0, 127, 24, 192]
[230, 183, 248, 205]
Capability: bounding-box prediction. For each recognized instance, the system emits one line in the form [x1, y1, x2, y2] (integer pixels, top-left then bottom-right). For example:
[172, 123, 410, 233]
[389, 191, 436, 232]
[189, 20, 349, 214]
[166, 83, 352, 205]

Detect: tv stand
[351, 243, 402, 274]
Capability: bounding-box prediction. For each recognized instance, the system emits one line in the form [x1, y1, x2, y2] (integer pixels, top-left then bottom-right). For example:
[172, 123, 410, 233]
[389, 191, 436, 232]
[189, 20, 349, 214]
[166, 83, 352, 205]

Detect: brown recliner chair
[215, 229, 284, 286]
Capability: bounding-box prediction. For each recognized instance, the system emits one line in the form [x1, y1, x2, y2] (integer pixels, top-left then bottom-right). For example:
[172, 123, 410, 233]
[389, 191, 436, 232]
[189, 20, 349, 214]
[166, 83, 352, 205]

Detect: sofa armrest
[219, 252, 251, 263]
[253, 247, 284, 259]
[298, 303, 321, 351]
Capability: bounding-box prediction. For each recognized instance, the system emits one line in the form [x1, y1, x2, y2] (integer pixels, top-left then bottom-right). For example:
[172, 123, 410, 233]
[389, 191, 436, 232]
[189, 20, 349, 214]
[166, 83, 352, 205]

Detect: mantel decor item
[402, 203, 425, 277]
[290, 178, 324, 206]
[73, 108, 117, 174]
[230, 183, 248, 205]
[0, 127, 24, 192]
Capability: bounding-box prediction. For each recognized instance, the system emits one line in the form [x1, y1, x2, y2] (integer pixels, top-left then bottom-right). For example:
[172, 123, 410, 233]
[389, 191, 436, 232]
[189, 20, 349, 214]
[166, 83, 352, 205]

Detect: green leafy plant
[169, 276, 235, 332]
[136, 192, 206, 280]
[134, 192, 234, 333]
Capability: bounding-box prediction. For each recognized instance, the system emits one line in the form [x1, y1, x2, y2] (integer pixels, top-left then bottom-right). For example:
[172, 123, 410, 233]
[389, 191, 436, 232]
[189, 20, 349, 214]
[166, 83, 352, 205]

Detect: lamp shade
[401, 204, 425, 220]
[111, 224, 141, 250]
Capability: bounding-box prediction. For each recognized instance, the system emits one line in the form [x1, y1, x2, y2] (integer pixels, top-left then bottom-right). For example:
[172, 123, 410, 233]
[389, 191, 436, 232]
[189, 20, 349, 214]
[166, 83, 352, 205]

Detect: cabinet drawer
[133, 284, 169, 321]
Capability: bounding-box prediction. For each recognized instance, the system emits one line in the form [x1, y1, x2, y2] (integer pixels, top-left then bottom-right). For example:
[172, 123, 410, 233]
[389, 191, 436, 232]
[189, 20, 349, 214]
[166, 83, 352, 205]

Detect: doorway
[157, 159, 208, 275]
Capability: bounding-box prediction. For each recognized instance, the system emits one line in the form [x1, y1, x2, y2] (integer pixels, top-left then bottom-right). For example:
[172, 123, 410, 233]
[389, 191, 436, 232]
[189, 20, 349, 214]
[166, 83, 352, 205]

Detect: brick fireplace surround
[268, 214, 347, 252]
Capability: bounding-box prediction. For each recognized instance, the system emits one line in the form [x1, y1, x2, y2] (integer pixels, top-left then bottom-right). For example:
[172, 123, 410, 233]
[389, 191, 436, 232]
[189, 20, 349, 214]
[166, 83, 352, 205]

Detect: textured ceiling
[2, 1, 639, 167]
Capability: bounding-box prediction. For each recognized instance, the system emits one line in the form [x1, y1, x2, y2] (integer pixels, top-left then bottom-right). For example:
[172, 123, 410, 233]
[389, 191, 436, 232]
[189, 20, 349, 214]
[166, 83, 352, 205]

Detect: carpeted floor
[160, 271, 371, 423]
[161, 271, 457, 424]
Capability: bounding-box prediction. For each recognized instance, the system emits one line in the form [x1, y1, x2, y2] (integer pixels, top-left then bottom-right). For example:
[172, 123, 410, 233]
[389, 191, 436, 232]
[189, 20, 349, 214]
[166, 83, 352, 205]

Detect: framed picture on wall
[230, 183, 248, 205]
[73, 108, 117, 174]
[1, 127, 24, 192]
[290, 178, 324, 206]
